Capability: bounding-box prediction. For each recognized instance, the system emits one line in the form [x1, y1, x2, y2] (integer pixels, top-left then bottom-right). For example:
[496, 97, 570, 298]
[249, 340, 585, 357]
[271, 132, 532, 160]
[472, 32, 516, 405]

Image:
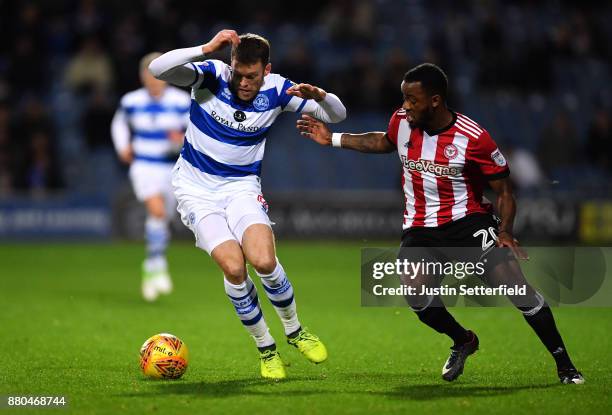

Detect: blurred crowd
[0, 0, 610, 196]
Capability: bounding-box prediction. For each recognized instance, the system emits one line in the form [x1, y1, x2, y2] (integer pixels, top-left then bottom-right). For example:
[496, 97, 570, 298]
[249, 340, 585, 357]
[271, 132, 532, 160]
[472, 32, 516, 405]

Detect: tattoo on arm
[341, 132, 395, 153]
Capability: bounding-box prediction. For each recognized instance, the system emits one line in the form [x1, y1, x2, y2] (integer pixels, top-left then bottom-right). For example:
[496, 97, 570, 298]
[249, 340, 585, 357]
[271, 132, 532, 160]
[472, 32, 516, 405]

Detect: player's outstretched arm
[288, 84, 346, 123]
[296, 115, 395, 153]
[149, 29, 240, 86]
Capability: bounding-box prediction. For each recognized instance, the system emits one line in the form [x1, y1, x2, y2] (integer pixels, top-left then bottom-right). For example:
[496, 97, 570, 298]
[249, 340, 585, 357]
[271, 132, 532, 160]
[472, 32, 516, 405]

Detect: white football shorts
[129, 161, 175, 202]
[172, 168, 272, 255]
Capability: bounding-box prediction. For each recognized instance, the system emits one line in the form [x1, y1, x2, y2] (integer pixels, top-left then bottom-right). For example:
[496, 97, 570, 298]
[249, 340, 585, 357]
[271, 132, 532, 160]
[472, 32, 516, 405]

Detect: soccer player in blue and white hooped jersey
[149, 30, 346, 379]
[111, 52, 191, 302]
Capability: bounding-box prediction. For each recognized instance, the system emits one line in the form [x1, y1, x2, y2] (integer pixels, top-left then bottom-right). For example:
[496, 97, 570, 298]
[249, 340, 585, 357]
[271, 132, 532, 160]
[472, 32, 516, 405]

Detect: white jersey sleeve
[111, 95, 131, 154]
[300, 93, 346, 123]
[149, 46, 207, 87]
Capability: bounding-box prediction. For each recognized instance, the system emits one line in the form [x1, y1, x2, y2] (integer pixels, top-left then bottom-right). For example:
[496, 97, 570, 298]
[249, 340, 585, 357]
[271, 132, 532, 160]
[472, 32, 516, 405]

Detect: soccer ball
[139, 333, 189, 379]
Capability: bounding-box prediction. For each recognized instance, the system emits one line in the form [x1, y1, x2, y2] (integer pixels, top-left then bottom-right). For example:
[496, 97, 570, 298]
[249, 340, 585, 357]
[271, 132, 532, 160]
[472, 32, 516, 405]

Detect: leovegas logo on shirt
[400, 155, 462, 177]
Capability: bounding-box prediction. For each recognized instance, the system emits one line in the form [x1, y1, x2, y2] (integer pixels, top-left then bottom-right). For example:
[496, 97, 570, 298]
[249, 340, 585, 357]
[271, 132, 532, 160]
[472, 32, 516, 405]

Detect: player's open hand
[286, 83, 327, 102]
[203, 30, 240, 54]
[296, 114, 332, 146]
[496, 231, 529, 260]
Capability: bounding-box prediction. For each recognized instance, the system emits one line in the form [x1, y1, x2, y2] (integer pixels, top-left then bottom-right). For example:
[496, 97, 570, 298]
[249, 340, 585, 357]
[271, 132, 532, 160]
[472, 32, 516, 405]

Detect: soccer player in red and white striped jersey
[296, 63, 583, 385]
[387, 103, 509, 229]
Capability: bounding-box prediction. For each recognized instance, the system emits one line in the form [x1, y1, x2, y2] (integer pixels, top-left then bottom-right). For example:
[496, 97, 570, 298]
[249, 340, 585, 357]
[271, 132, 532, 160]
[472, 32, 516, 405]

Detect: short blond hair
[140, 52, 162, 73]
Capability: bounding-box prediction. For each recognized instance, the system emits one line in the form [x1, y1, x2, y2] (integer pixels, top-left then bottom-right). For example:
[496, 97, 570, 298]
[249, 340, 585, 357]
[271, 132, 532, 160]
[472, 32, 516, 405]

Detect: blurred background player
[111, 53, 191, 302]
[149, 29, 346, 379]
[297, 63, 584, 385]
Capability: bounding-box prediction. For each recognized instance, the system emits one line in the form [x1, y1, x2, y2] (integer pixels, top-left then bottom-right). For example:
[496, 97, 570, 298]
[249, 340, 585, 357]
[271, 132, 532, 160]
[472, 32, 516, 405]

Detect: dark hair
[231, 33, 270, 65]
[403, 63, 448, 101]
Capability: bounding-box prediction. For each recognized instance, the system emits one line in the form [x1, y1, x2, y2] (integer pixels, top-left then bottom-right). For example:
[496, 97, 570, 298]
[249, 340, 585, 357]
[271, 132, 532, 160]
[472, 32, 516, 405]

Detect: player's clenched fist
[202, 29, 240, 54]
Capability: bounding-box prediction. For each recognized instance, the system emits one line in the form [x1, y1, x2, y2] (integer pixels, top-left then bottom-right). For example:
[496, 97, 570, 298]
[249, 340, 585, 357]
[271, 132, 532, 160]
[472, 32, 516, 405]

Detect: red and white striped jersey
[387, 109, 510, 230]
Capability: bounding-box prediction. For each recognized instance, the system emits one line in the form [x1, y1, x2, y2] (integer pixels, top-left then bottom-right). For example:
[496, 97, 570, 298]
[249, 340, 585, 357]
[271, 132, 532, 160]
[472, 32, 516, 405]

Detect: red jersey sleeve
[386, 109, 403, 148]
[467, 130, 510, 180]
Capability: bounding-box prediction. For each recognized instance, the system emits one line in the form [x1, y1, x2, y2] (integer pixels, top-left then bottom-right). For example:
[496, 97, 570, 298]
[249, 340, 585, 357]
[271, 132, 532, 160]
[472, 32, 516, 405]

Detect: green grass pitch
[1, 241, 610, 415]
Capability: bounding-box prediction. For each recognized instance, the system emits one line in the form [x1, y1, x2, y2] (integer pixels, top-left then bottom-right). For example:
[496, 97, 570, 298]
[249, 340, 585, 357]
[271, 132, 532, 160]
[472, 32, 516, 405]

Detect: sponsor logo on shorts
[188, 212, 196, 225]
[257, 195, 269, 213]
[400, 156, 462, 177]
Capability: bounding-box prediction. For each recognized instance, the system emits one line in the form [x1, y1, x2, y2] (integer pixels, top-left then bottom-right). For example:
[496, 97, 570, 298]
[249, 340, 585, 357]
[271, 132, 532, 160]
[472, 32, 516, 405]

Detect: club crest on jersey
[443, 144, 459, 160]
[233, 110, 246, 122]
[491, 149, 507, 166]
[253, 94, 270, 111]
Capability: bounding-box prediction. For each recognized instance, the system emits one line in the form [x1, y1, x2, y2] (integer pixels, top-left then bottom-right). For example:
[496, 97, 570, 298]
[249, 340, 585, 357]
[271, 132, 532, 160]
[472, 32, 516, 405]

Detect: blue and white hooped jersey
[118, 87, 190, 163]
[176, 59, 307, 190]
